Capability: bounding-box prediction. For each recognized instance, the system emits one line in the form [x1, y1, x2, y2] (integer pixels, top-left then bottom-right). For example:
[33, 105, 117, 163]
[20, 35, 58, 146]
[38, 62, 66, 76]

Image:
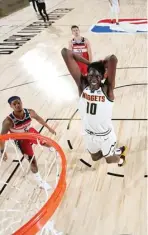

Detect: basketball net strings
[36, 139, 63, 235]
[6, 137, 60, 191]
[0, 141, 9, 186]
[0, 140, 39, 234]
[0, 140, 8, 165]
[0, 138, 62, 235]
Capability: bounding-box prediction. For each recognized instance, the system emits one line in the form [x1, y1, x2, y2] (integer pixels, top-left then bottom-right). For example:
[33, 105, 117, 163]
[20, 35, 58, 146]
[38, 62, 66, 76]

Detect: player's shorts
[14, 127, 42, 157]
[83, 129, 117, 158]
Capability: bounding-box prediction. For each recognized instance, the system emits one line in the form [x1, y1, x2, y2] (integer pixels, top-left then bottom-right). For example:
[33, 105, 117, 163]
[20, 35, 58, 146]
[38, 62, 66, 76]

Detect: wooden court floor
[0, 0, 147, 234]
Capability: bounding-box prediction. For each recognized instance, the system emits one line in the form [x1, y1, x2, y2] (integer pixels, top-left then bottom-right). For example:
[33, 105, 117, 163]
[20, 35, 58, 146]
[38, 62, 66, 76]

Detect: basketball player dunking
[69, 25, 92, 76]
[61, 48, 127, 166]
[0, 96, 56, 190]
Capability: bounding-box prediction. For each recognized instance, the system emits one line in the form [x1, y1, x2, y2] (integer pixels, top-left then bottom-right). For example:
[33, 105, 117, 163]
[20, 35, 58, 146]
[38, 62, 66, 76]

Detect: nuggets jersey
[8, 109, 32, 133]
[78, 86, 114, 134]
[71, 37, 89, 60]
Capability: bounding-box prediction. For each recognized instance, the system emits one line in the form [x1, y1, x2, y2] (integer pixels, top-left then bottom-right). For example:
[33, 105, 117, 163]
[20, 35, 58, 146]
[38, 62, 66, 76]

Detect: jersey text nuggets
[82, 92, 105, 102]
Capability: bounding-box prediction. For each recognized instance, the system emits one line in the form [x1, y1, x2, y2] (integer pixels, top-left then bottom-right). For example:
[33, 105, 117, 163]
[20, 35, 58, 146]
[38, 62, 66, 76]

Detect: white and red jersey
[8, 109, 32, 133]
[78, 85, 114, 134]
[71, 37, 89, 61]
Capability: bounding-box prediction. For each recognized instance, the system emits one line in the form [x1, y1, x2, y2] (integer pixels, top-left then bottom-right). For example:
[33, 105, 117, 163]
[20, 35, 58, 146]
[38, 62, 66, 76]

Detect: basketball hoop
[0, 133, 66, 235]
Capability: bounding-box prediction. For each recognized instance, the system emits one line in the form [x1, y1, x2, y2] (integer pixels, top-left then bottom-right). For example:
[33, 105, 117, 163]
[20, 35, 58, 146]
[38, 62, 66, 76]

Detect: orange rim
[0, 133, 67, 235]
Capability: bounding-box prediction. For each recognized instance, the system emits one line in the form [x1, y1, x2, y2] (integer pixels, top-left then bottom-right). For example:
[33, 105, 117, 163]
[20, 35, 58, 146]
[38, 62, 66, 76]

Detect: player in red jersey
[0, 96, 56, 190]
[69, 25, 92, 76]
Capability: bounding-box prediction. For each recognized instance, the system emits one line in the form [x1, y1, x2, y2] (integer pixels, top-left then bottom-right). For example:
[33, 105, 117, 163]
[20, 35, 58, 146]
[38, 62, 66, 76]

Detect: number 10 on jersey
[86, 102, 97, 115]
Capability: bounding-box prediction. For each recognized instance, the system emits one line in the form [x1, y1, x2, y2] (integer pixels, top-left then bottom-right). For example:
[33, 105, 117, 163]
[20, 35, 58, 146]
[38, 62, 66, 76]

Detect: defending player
[0, 96, 56, 190]
[69, 25, 92, 76]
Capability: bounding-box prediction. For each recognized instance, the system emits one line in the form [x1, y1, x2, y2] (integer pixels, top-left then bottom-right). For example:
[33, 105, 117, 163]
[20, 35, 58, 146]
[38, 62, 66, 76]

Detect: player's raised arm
[104, 55, 118, 89]
[103, 55, 118, 100]
[85, 39, 93, 62]
[68, 40, 72, 50]
[61, 48, 90, 88]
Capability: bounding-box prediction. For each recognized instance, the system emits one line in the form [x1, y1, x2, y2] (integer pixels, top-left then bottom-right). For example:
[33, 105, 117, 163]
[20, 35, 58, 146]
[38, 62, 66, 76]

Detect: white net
[0, 135, 64, 235]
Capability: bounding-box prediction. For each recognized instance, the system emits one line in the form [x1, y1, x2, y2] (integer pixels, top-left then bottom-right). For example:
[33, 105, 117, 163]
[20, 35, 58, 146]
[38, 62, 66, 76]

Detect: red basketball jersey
[71, 37, 89, 60]
[8, 108, 32, 133]
[71, 37, 89, 75]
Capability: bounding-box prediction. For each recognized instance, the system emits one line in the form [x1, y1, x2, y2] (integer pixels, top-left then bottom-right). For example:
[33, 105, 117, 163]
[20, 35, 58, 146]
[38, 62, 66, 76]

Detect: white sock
[34, 172, 43, 184]
[118, 158, 123, 164]
[115, 148, 122, 155]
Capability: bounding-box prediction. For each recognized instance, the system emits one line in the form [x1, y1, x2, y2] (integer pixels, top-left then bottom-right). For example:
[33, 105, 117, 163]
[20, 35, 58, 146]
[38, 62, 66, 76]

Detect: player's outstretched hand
[47, 122, 58, 135]
[48, 127, 56, 135]
[51, 129, 56, 135]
